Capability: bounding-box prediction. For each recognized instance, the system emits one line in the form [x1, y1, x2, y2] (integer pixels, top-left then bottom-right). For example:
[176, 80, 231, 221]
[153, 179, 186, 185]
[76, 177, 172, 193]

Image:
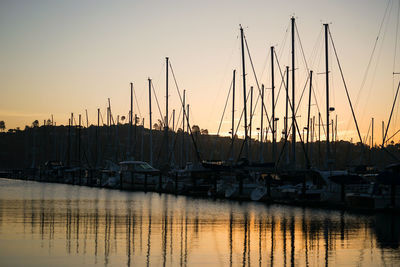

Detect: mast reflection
[0, 180, 399, 267]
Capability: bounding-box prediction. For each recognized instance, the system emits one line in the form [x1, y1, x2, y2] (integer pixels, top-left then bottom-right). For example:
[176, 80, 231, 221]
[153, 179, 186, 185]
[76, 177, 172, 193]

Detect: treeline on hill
[0, 123, 399, 170]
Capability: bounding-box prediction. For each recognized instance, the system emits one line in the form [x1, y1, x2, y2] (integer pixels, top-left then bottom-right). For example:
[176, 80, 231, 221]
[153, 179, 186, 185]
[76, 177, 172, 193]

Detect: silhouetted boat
[119, 161, 160, 190]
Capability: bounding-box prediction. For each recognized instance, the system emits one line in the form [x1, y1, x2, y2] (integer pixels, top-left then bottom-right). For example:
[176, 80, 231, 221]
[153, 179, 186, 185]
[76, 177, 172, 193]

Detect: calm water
[0, 178, 399, 267]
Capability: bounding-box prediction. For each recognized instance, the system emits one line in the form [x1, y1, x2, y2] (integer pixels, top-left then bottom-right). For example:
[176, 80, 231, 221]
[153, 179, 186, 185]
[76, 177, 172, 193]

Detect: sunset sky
[1, 0, 399, 145]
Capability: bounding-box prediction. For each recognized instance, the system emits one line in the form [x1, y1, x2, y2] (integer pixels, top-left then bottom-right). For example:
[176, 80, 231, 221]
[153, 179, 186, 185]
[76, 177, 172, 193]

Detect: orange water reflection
[0, 178, 399, 266]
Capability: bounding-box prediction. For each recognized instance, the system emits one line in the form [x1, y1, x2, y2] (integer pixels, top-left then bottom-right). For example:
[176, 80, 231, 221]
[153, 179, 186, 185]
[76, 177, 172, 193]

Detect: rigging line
[295, 73, 310, 115]
[251, 94, 260, 122]
[151, 82, 165, 126]
[207, 35, 239, 122]
[243, 34, 273, 132]
[355, 0, 392, 107]
[359, 8, 393, 131]
[168, 112, 174, 129]
[385, 127, 400, 143]
[274, 49, 326, 139]
[150, 61, 166, 126]
[295, 22, 313, 109]
[168, 60, 202, 162]
[392, 0, 400, 136]
[229, 89, 252, 160]
[311, 28, 325, 109]
[364, 119, 372, 144]
[258, 50, 271, 88]
[277, 43, 320, 127]
[133, 85, 142, 118]
[272, 49, 287, 107]
[210, 78, 233, 160]
[295, 22, 324, 122]
[175, 106, 183, 131]
[247, 53, 271, 126]
[309, 27, 323, 68]
[277, 21, 290, 60]
[233, 89, 251, 142]
[295, 22, 309, 71]
[169, 130, 180, 163]
[273, 51, 288, 100]
[277, 96, 311, 168]
[274, 68, 286, 107]
[348, 7, 393, 142]
[216, 79, 234, 136]
[382, 145, 400, 161]
[394, 0, 400, 75]
[383, 80, 400, 145]
[274, 55, 310, 167]
[248, 94, 262, 139]
[329, 28, 363, 145]
[236, 132, 246, 162]
[168, 61, 188, 124]
[296, 25, 324, 125]
[275, 134, 288, 167]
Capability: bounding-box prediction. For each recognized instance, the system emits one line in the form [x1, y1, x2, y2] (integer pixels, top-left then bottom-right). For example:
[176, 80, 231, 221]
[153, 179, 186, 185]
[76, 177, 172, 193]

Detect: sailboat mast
[291, 17, 296, 167]
[186, 104, 190, 163]
[106, 106, 109, 126]
[66, 117, 71, 168]
[372, 117, 374, 148]
[171, 109, 175, 165]
[53, 116, 57, 161]
[306, 71, 313, 155]
[260, 84, 264, 162]
[182, 90, 185, 168]
[231, 70, 236, 161]
[108, 98, 113, 125]
[324, 23, 330, 167]
[240, 25, 249, 159]
[141, 118, 144, 161]
[96, 108, 99, 167]
[285, 66, 289, 164]
[249, 86, 253, 160]
[382, 121, 384, 145]
[70, 113, 74, 164]
[318, 112, 321, 168]
[271, 46, 276, 163]
[172, 110, 175, 132]
[165, 57, 169, 167]
[148, 78, 153, 166]
[85, 109, 89, 127]
[129, 83, 133, 158]
[311, 116, 315, 164]
[78, 114, 81, 170]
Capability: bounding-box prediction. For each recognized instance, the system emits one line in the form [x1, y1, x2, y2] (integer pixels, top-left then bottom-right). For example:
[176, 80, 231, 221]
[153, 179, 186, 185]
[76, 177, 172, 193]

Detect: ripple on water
[0, 178, 399, 267]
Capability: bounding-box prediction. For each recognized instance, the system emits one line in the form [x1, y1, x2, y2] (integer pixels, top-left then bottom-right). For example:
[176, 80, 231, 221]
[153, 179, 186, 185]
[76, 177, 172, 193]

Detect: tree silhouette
[135, 116, 140, 124]
[32, 120, 39, 128]
[0, 121, 5, 132]
[192, 125, 200, 134]
[153, 122, 162, 131]
[153, 119, 164, 131]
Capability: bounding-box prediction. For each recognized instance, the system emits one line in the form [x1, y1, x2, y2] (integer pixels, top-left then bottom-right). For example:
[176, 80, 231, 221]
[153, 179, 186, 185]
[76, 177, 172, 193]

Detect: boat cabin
[119, 161, 159, 173]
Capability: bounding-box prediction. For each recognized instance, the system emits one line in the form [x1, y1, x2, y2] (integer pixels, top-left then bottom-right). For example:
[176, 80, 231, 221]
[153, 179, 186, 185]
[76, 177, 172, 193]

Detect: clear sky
[0, 0, 399, 145]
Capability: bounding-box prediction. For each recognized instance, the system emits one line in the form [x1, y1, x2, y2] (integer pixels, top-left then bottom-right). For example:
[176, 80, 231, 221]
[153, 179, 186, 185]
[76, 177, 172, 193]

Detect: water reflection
[0, 178, 400, 266]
